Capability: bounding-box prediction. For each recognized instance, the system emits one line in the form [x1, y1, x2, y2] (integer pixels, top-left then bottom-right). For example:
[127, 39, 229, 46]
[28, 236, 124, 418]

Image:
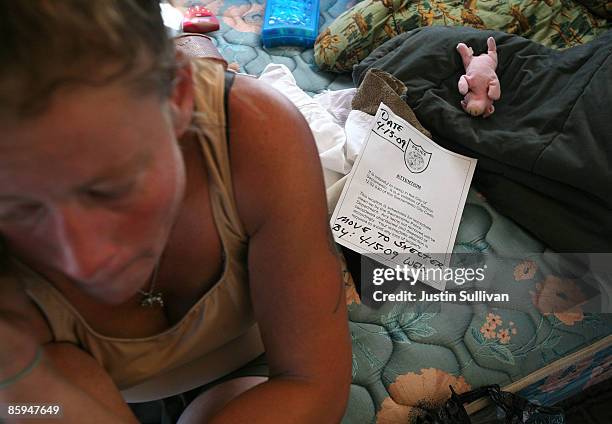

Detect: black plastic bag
[416, 385, 565, 424]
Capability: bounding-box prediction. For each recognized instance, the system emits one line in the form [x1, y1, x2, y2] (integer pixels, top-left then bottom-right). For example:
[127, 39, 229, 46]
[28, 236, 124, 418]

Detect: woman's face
[0, 81, 190, 305]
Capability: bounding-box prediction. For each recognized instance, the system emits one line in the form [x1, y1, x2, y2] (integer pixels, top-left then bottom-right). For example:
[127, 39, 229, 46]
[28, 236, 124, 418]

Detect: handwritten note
[330, 103, 477, 290]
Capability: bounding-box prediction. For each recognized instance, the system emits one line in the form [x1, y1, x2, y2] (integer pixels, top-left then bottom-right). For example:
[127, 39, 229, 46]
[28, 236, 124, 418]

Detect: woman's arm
[212, 75, 352, 423]
[0, 313, 138, 423]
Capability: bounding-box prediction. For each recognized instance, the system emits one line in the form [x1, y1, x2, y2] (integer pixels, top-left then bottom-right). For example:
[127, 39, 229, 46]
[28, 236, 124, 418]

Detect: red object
[182, 5, 220, 34]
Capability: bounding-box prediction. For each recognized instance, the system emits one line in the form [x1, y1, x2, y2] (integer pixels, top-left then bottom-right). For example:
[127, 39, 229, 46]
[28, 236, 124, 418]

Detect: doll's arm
[487, 37, 498, 64]
[456, 43, 473, 69]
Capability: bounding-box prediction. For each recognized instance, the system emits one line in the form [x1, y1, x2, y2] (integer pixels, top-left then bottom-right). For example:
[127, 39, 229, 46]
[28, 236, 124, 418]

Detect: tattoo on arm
[327, 225, 340, 258]
[328, 225, 345, 314]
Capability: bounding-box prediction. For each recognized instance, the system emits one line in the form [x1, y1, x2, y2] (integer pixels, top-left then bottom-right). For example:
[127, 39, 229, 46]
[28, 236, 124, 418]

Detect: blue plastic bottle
[261, 0, 320, 48]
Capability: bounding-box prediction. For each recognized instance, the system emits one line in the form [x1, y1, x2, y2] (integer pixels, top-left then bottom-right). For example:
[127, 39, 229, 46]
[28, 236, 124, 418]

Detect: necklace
[138, 260, 164, 308]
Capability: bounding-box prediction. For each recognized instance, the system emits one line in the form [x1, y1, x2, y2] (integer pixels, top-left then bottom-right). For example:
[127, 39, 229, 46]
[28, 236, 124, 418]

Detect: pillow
[314, 0, 611, 73]
[574, 0, 612, 18]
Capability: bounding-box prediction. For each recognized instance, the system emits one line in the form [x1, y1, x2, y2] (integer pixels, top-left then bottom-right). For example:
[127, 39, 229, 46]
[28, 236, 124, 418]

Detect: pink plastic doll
[456, 37, 501, 118]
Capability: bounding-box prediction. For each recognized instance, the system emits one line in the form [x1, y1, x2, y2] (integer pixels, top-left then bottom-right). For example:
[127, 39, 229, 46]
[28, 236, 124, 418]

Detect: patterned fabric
[314, 0, 612, 72]
[575, 0, 612, 18]
[173, 4, 611, 423]
[518, 345, 612, 406]
[341, 189, 612, 424]
[177, 0, 358, 94]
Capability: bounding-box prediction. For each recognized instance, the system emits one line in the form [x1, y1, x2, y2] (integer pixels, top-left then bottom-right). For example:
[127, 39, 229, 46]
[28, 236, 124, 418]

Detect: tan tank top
[6, 58, 264, 402]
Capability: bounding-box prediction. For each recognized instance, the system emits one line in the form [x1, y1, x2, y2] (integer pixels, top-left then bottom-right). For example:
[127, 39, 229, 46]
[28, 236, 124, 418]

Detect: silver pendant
[140, 291, 164, 308]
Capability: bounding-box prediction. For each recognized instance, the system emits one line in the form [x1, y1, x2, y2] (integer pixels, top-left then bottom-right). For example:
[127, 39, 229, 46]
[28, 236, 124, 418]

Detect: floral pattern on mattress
[174, 3, 612, 422]
[341, 189, 612, 423]
[179, 0, 358, 94]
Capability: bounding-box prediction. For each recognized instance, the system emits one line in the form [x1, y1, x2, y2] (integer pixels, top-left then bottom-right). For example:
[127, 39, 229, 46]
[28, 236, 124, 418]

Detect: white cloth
[257, 64, 375, 211]
[259, 63, 374, 213]
[258, 64, 347, 188]
[313, 89, 356, 128]
[344, 110, 375, 170]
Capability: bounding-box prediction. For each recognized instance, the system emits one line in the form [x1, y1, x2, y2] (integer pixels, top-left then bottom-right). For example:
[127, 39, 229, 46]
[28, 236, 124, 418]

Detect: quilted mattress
[189, 0, 357, 95]
[181, 1, 612, 422]
[342, 189, 612, 423]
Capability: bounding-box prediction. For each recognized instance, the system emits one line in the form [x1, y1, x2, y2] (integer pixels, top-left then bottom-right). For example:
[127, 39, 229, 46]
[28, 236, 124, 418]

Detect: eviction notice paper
[330, 102, 477, 291]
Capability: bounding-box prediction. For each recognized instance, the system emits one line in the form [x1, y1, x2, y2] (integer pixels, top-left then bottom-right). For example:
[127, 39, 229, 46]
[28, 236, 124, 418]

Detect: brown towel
[351, 68, 431, 139]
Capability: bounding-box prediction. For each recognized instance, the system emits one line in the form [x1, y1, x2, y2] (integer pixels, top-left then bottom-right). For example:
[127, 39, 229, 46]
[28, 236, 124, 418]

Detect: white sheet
[257, 64, 374, 211]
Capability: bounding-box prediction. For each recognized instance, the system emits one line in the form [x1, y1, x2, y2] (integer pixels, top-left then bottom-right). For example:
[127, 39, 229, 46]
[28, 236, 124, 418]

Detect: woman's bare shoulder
[226, 74, 312, 155]
[227, 73, 310, 138]
[226, 74, 320, 232]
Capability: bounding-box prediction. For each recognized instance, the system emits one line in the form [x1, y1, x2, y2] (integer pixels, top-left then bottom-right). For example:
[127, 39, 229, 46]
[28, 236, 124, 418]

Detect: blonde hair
[0, 0, 176, 119]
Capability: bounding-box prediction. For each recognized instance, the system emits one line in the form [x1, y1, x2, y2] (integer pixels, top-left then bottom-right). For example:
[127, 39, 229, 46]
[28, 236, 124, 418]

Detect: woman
[0, 1, 352, 422]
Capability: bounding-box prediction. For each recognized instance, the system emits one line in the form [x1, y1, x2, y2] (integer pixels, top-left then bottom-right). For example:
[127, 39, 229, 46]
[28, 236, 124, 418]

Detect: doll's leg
[487, 79, 501, 100]
[458, 75, 469, 95]
[487, 37, 498, 63]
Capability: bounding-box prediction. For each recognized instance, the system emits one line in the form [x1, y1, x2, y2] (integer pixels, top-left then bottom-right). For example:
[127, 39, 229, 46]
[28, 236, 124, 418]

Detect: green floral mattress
[341, 189, 612, 423]
[194, 0, 357, 94]
[192, 1, 611, 422]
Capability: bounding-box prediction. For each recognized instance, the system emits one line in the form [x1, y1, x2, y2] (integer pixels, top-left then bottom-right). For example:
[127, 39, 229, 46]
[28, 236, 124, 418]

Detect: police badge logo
[404, 140, 432, 173]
